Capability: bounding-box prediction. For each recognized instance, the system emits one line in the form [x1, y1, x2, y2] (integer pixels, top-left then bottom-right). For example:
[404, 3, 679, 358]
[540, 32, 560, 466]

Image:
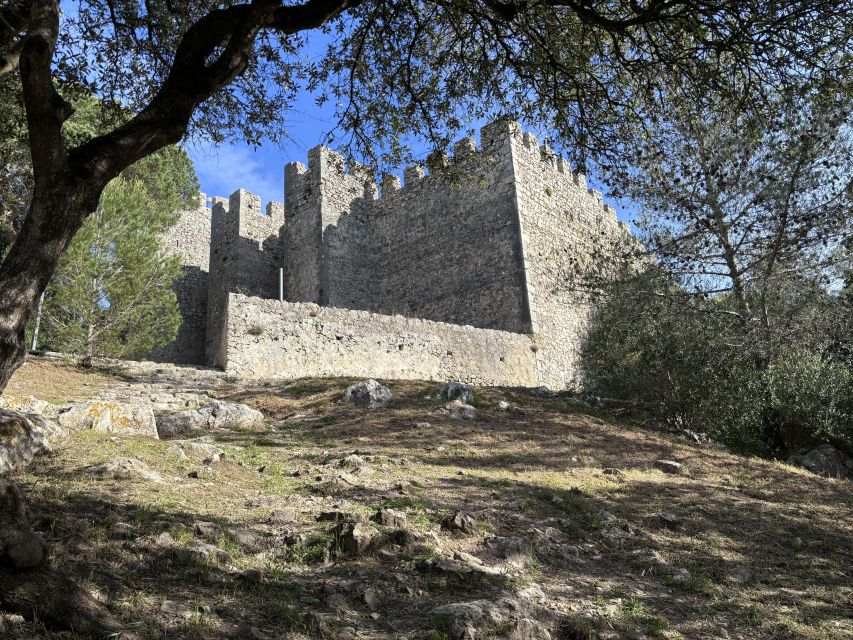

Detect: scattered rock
[268, 508, 297, 524]
[670, 567, 691, 584]
[2, 529, 47, 569]
[527, 386, 552, 397]
[156, 401, 264, 438]
[440, 381, 474, 404]
[186, 542, 231, 563]
[415, 421, 431, 429]
[431, 555, 510, 583]
[248, 627, 275, 640]
[631, 548, 669, 572]
[167, 443, 188, 459]
[498, 399, 527, 415]
[228, 527, 261, 549]
[362, 588, 381, 610]
[239, 568, 264, 583]
[160, 599, 194, 619]
[194, 521, 222, 537]
[428, 588, 551, 640]
[184, 442, 225, 461]
[0, 408, 68, 473]
[89, 458, 165, 483]
[372, 507, 407, 528]
[789, 444, 853, 480]
[188, 466, 213, 479]
[659, 513, 681, 530]
[654, 459, 682, 474]
[58, 401, 158, 438]
[336, 521, 380, 555]
[484, 536, 531, 559]
[444, 399, 477, 421]
[342, 379, 392, 408]
[442, 510, 477, 535]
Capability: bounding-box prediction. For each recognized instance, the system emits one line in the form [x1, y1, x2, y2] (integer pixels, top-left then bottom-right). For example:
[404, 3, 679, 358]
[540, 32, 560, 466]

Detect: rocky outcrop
[57, 401, 158, 438]
[428, 585, 551, 640]
[0, 409, 68, 474]
[342, 379, 392, 408]
[155, 401, 264, 438]
[789, 444, 853, 480]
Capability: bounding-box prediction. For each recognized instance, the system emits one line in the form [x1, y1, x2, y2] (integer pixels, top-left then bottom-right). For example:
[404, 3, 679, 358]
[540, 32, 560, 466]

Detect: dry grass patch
[4, 362, 851, 639]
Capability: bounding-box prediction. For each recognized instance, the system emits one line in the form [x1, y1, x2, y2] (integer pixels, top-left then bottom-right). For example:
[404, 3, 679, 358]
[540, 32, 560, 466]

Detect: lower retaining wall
[224, 294, 538, 386]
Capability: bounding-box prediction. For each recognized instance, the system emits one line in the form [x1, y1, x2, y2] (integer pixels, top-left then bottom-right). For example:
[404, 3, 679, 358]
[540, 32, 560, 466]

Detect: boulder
[654, 459, 682, 474]
[440, 381, 474, 405]
[342, 379, 392, 408]
[156, 401, 264, 438]
[0, 408, 68, 473]
[429, 590, 551, 640]
[336, 521, 380, 555]
[0, 394, 60, 420]
[2, 528, 47, 569]
[0, 478, 47, 569]
[88, 458, 165, 483]
[789, 444, 853, 480]
[442, 510, 477, 534]
[445, 400, 477, 421]
[484, 536, 531, 559]
[372, 507, 408, 528]
[58, 400, 158, 438]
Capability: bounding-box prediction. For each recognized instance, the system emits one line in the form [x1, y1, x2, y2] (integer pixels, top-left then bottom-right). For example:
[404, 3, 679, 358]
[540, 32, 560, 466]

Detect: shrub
[583, 267, 853, 457]
[766, 349, 853, 450]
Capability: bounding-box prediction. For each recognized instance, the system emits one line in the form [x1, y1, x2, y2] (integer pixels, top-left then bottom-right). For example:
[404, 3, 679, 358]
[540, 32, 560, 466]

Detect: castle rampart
[155, 119, 630, 389]
[224, 294, 538, 386]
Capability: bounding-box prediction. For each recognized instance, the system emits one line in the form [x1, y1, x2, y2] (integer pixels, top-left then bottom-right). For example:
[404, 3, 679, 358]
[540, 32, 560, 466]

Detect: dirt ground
[4, 357, 852, 640]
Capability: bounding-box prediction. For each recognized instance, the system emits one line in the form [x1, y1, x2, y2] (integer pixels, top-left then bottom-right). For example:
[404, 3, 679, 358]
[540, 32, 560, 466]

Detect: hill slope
[3, 356, 851, 640]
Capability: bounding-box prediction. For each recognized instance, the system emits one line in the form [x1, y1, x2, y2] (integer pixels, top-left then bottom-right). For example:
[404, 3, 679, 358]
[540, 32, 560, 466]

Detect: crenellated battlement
[158, 118, 631, 389]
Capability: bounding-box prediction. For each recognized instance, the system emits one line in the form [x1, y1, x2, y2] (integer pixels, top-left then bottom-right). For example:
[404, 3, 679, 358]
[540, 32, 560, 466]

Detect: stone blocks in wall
[157, 118, 630, 390]
[225, 294, 538, 386]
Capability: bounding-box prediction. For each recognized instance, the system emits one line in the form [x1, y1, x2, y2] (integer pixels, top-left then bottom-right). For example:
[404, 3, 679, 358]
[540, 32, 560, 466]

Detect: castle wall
[356, 123, 531, 332]
[508, 126, 629, 389]
[205, 190, 284, 367]
[151, 193, 212, 364]
[283, 148, 373, 306]
[285, 124, 532, 333]
[224, 294, 538, 385]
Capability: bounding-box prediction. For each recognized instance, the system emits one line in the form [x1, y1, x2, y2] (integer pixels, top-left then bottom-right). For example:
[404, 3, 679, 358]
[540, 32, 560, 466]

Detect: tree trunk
[0, 477, 136, 638]
[0, 177, 99, 392]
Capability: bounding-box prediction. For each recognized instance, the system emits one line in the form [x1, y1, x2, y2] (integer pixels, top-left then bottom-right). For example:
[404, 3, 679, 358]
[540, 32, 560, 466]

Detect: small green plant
[620, 596, 647, 617]
[288, 532, 333, 564]
[247, 324, 265, 336]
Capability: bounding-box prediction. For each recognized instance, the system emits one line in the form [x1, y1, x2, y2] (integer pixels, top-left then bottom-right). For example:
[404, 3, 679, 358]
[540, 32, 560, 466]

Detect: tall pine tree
[36, 146, 197, 359]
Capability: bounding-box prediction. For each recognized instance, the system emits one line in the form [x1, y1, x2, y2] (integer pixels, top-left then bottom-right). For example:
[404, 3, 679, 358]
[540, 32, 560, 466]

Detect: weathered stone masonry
[155, 120, 629, 388]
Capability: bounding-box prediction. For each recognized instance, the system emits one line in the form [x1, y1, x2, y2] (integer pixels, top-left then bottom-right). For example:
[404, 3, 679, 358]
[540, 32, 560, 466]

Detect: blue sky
[55, 1, 632, 224]
[185, 98, 633, 225]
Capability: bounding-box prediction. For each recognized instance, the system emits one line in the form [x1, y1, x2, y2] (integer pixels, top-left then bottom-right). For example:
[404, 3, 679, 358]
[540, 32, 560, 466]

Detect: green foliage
[36, 144, 197, 358]
[584, 267, 853, 456]
[767, 350, 853, 449]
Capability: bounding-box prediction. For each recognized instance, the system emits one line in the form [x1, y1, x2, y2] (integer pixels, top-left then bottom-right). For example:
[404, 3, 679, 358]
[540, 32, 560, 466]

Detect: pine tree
[37, 146, 197, 359]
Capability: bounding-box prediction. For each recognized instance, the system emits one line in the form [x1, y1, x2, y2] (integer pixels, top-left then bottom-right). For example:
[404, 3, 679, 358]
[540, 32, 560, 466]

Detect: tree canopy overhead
[0, 0, 851, 392]
[3, 1, 851, 168]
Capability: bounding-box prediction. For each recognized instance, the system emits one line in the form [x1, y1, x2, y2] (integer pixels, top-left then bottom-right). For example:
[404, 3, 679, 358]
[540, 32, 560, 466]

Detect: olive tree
[0, 0, 851, 391]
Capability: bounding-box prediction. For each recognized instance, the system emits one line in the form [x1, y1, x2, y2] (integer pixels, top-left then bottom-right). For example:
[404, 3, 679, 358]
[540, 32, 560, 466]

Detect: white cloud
[186, 143, 283, 206]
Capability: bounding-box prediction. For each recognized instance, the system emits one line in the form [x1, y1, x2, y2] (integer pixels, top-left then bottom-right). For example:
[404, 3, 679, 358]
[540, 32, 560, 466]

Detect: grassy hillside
[4, 357, 851, 640]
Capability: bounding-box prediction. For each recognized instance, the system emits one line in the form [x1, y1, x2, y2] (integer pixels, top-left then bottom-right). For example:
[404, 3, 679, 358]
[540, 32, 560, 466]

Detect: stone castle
[152, 119, 630, 389]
